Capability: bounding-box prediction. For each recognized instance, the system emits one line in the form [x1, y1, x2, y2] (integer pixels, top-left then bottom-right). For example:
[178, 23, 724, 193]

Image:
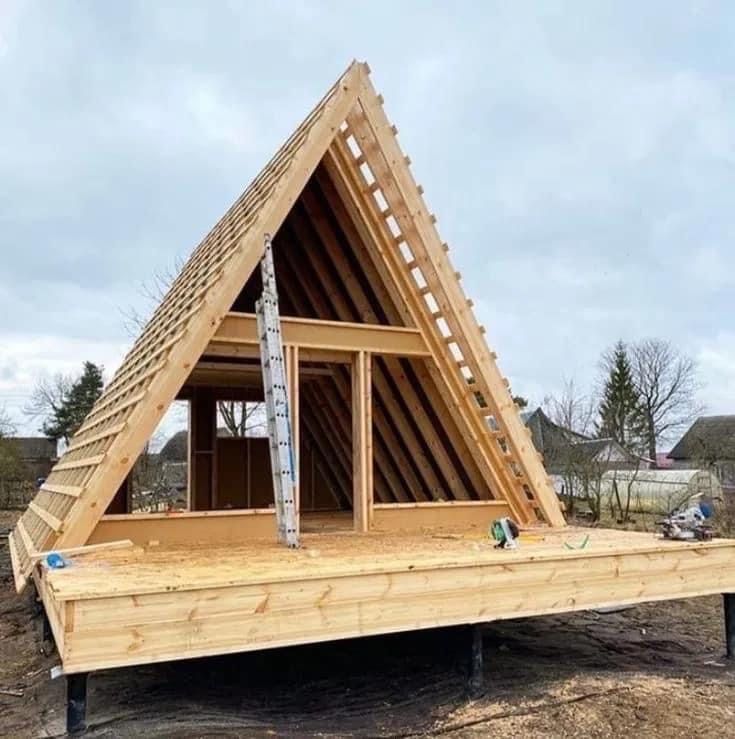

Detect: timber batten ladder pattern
[9, 59, 565, 592]
[9, 62, 362, 588]
[327, 74, 562, 526]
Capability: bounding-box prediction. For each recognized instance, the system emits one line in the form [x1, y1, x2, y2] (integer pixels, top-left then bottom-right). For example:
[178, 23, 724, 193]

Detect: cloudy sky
[1, 1, 733, 445]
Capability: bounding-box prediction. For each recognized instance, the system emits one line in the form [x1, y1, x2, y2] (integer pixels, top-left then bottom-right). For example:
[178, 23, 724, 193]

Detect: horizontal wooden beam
[31, 539, 136, 566]
[41, 484, 84, 498]
[53, 454, 106, 472]
[89, 509, 277, 547]
[207, 313, 429, 357]
[373, 500, 511, 533]
[29, 501, 64, 533]
[181, 361, 332, 391]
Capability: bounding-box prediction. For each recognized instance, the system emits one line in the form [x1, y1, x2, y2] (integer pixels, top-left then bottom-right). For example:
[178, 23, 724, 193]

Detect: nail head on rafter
[490, 351, 497, 359]
[390, 124, 398, 135]
[479, 325, 487, 335]
[442, 242, 449, 252]
[404, 155, 412, 166]
[377, 94, 385, 104]
[430, 213, 437, 224]
[467, 298, 474, 308]
[455, 271, 462, 281]
[417, 184, 424, 194]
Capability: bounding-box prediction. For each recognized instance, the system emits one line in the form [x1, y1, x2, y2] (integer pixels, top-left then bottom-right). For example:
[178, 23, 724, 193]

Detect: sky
[1, 1, 734, 447]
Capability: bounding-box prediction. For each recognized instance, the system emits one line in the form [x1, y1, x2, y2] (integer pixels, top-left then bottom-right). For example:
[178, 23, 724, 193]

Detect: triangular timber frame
[9, 61, 565, 592]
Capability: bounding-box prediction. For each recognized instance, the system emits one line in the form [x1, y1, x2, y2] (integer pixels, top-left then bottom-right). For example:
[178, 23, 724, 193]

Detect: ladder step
[256, 235, 299, 549]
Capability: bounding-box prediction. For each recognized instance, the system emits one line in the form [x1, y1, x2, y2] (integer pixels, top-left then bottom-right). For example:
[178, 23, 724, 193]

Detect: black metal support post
[66, 673, 88, 735]
[724, 593, 735, 659]
[42, 610, 52, 646]
[30, 586, 53, 655]
[468, 624, 484, 696]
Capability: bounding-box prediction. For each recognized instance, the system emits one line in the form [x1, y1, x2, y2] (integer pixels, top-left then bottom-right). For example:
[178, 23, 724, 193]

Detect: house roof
[9, 61, 564, 592]
[520, 408, 588, 457]
[669, 416, 735, 461]
[521, 409, 642, 467]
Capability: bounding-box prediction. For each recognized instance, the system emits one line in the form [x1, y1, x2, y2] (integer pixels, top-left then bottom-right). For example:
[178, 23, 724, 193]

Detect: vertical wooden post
[285, 344, 300, 527]
[186, 398, 192, 510]
[190, 388, 217, 510]
[352, 350, 372, 532]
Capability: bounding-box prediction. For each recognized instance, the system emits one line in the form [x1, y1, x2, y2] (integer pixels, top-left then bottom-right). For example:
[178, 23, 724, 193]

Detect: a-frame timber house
[10, 61, 735, 733]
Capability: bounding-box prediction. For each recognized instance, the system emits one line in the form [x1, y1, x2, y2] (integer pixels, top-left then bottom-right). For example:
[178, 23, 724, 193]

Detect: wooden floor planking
[34, 527, 735, 675]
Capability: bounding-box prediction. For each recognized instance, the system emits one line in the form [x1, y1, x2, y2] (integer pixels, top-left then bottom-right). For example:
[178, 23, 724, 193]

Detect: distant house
[0, 436, 57, 508]
[669, 416, 735, 494]
[520, 408, 642, 477]
[10, 437, 58, 483]
[655, 453, 674, 469]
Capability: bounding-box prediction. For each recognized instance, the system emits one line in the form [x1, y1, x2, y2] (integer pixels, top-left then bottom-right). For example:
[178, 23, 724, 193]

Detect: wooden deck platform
[35, 527, 735, 675]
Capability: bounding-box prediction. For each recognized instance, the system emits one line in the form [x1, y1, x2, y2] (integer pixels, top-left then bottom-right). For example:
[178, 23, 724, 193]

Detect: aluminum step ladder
[256, 234, 299, 548]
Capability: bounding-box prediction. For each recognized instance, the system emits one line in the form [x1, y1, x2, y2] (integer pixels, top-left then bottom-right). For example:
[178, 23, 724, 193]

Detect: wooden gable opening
[9, 60, 564, 593]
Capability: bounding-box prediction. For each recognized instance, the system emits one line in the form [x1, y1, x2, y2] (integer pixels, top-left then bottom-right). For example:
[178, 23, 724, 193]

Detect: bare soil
[2, 511, 735, 738]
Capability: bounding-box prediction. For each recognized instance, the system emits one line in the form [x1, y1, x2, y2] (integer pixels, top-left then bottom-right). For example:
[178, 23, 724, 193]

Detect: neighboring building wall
[0, 437, 58, 508]
[669, 416, 735, 494]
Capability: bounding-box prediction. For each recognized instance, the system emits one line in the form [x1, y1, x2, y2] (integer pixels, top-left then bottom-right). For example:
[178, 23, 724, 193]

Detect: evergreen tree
[41, 362, 104, 442]
[597, 341, 643, 450]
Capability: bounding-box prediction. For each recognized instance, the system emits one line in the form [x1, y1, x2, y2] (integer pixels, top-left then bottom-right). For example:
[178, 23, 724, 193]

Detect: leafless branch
[23, 373, 71, 423]
[0, 405, 16, 437]
[630, 338, 704, 459]
[119, 258, 185, 337]
[543, 378, 597, 438]
[218, 401, 266, 437]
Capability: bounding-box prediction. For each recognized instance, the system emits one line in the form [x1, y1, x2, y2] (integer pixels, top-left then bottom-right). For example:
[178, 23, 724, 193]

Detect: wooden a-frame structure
[12, 66, 735, 735]
[9, 60, 565, 592]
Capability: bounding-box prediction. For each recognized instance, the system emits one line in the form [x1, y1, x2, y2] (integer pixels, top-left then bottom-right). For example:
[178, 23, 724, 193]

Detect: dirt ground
[2, 511, 735, 738]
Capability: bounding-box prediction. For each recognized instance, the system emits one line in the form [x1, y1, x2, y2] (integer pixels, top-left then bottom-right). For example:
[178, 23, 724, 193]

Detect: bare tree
[629, 339, 704, 461]
[24, 373, 72, 427]
[543, 378, 596, 437]
[120, 260, 185, 339]
[218, 401, 266, 437]
[542, 379, 605, 519]
[0, 405, 15, 437]
[123, 259, 266, 439]
[0, 405, 24, 508]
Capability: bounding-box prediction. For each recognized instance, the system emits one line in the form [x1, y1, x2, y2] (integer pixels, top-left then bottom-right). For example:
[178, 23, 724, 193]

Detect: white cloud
[697, 332, 735, 413]
[1, 1, 734, 445]
[0, 334, 128, 432]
